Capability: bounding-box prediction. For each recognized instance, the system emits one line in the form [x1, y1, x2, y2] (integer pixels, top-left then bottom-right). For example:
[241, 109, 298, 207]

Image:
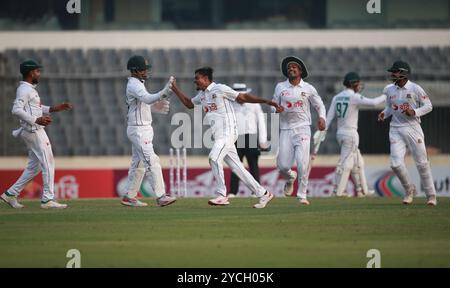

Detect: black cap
[387, 60, 411, 74]
[127, 55, 151, 71]
[343, 72, 360, 86]
[20, 59, 42, 75]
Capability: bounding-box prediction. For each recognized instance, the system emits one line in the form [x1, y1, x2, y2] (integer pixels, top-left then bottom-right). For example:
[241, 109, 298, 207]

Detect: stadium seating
[0, 46, 449, 156]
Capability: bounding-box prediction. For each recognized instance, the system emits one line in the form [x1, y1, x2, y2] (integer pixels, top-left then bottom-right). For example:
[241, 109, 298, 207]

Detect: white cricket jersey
[192, 82, 239, 141]
[326, 88, 386, 132]
[382, 81, 432, 127]
[232, 102, 268, 144]
[272, 79, 326, 130]
[126, 77, 162, 126]
[12, 81, 50, 132]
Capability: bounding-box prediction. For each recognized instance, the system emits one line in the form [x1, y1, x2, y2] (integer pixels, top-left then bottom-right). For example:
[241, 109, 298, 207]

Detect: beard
[31, 78, 39, 85]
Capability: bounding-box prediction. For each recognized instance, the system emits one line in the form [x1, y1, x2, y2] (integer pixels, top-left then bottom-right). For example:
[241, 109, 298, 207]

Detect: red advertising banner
[0, 170, 114, 199]
[1, 167, 353, 199]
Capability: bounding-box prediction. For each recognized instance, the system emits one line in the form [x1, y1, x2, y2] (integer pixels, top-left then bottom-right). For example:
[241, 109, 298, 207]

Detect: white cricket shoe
[357, 189, 375, 198]
[299, 198, 310, 205]
[1, 192, 24, 209]
[121, 196, 148, 207]
[41, 200, 68, 209]
[402, 185, 416, 205]
[284, 171, 297, 197]
[253, 191, 274, 209]
[157, 195, 176, 207]
[208, 196, 230, 206]
[426, 195, 437, 207]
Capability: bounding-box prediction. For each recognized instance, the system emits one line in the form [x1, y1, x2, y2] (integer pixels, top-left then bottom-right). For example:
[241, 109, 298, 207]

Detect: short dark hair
[195, 67, 213, 81]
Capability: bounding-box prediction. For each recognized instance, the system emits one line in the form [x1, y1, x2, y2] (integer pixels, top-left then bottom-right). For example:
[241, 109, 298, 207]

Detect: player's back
[332, 88, 361, 132]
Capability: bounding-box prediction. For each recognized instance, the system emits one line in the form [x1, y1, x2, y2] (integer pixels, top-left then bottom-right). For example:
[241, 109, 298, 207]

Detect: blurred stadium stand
[1, 46, 449, 156]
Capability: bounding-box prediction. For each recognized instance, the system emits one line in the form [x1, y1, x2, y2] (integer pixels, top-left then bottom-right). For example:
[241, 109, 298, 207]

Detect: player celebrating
[170, 67, 283, 208]
[326, 72, 386, 197]
[1, 60, 72, 209]
[121, 55, 176, 207]
[274, 56, 326, 205]
[378, 61, 437, 206]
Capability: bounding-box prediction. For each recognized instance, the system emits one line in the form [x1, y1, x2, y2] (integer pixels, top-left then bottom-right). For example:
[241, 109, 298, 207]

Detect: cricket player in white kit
[326, 72, 386, 197]
[378, 61, 437, 206]
[274, 56, 326, 205]
[1, 60, 72, 209]
[120, 55, 176, 207]
[171, 67, 283, 208]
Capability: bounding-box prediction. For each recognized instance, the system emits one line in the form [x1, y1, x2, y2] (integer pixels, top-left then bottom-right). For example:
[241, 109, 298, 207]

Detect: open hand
[35, 116, 52, 126]
[51, 102, 73, 112]
[268, 101, 284, 113]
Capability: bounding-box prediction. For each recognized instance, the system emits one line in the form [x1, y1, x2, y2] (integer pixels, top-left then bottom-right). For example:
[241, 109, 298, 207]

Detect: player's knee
[416, 161, 430, 171]
[208, 155, 218, 166]
[277, 162, 290, 173]
[390, 156, 403, 168]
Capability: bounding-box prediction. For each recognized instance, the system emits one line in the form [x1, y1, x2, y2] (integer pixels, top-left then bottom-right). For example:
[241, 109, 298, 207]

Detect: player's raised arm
[355, 94, 386, 107]
[133, 77, 174, 105]
[171, 80, 195, 109]
[49, 102, 73, 113]
[236, 93, 284, 113]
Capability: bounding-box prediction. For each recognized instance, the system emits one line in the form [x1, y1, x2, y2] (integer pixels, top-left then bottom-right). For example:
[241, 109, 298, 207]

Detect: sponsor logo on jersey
[406, 94, 412, 99]
[203, 103, 218, 113]
[399, 103, 410, 112]
[212, 94, 217, 99]
[390, 95, 397, 100]
[281, 90, 290, 97]
[301, 92, 306, 97]
[286, 100, 303, 108]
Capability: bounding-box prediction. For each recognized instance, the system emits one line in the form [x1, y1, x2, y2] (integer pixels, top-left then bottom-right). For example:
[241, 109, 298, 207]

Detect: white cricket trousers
[126, 125, 166, 198]
[277, 126, 311, 199]
[7, 129, 55, 202]
[389, 125, 436, 197]
[336, 130, 359, 169]
[209, 137, 266, 197]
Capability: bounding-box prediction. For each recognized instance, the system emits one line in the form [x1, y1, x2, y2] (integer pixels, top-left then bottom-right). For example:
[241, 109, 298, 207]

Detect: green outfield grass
[0, 197, 449, 268]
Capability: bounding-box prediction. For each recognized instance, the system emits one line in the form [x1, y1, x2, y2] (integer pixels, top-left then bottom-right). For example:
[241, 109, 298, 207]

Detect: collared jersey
[12, 81, 50, 132]
[326, 88, 386, 132]
[192, 82, 239, 140]
[272, 79, 326, 130]
[382, 81, 432, 127]
[126, 77, 155, 126]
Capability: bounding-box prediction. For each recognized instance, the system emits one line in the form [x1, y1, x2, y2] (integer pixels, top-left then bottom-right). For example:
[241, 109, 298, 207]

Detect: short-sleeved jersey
[192, 82, 239, 140]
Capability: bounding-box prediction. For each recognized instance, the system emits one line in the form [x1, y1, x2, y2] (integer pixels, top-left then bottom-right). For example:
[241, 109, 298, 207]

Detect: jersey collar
[20, 80, 37, 89]
[205, 82, 216, 92]
[286, 79, 303, 88]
